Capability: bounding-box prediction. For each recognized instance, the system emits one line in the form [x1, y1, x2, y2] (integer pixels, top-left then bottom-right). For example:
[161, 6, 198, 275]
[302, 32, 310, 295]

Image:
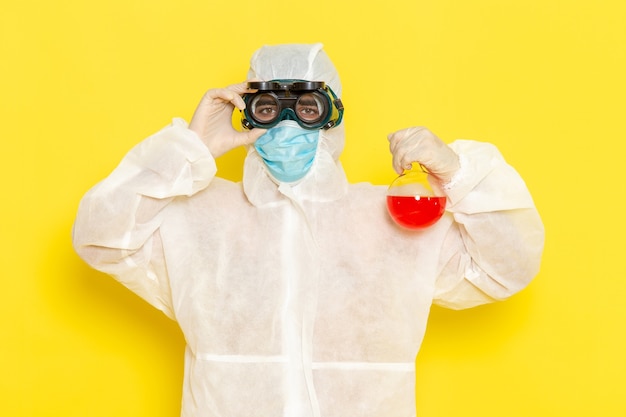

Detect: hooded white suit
[73, 43, 544, 417]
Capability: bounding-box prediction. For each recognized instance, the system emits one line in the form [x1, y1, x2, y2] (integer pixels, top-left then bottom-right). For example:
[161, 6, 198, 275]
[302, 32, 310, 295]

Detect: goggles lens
[249, 94, 280, 123]
[248, 92, 326, 125]
[242, 80, 343, 130]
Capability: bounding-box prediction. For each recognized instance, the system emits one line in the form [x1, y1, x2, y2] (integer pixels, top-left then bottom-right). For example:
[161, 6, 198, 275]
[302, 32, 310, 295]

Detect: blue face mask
[254, 122, 320, 183]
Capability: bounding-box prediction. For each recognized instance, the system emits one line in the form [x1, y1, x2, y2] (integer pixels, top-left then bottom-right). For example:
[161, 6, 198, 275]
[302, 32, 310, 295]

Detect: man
[73, 43, 544, 417]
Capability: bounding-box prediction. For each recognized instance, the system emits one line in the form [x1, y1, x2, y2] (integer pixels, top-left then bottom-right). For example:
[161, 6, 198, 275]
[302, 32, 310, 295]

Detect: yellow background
[2, 0, 625, 416]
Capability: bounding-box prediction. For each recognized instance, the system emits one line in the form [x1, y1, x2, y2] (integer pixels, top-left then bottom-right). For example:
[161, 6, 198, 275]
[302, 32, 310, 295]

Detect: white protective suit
[73, 43, 545, 417]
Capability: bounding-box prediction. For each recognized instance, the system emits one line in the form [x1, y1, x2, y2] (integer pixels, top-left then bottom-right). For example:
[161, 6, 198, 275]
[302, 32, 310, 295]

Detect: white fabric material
[73, 43, 544, 417]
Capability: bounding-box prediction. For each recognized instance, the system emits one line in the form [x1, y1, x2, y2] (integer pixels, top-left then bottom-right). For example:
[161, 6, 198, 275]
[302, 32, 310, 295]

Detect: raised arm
[388, 127, 545, 309]
[72, 83, 266, 317]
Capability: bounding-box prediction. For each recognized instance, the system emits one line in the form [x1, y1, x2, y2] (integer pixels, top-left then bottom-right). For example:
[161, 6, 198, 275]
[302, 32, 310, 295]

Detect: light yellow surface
[2, 0, 625, 416]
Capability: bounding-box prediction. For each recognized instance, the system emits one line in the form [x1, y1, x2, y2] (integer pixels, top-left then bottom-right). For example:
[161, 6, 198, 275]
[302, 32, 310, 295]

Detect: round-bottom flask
[386, 165, 447, 229]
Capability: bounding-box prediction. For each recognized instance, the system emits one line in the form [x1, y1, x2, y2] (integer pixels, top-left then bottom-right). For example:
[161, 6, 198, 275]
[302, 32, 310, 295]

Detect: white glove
[189, 82, 267, 158]
[388, 126, 461, 183]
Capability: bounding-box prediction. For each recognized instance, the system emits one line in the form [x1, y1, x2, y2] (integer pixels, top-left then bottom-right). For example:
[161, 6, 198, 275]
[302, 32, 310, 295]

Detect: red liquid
[386, 195, 447, 229]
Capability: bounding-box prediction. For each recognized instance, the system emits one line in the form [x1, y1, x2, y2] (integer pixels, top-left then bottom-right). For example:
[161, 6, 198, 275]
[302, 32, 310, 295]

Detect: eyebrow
[298, 98, 318, 106]
[255, 98, 278, 106]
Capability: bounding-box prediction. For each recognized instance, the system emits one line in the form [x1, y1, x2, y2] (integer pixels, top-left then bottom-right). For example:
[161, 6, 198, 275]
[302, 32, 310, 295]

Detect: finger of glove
[207, 127, 262, 158]
[239, 128, 267, 147]
[394, 147, 424, 174]
[389, 129, 428, 173]
[388, 127, 427, 156]
[212, 128, 266, 158]
[206, 87, 245, 110]
[190, 89, 236, 137]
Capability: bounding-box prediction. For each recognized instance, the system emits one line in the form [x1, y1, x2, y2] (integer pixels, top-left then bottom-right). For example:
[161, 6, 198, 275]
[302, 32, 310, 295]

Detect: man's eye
[254, 105, 278, 122]
[297, 106, 321, 121]
[259, 106, 276, 114]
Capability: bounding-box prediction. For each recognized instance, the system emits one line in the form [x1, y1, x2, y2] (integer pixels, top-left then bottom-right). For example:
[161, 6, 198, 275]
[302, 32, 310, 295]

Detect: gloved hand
[388, 127, 461, 183]
[189, 81, 267, 158]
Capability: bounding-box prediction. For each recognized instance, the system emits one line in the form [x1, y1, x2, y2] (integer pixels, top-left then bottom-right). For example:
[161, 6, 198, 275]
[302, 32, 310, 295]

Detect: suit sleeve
[432, 140, 545, 309]
[72, 119, 217, 319]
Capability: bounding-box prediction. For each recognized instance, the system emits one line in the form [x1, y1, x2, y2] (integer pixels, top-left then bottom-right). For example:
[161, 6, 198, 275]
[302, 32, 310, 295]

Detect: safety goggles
[241, 80, 344, 130]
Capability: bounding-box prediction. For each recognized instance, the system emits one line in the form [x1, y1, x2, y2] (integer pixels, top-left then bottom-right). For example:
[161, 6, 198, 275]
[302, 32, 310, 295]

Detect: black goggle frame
[241, 80, 344, 130]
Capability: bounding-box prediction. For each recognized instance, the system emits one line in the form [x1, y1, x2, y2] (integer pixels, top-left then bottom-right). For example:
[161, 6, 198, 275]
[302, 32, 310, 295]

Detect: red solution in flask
[386, 195, 447, 229]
